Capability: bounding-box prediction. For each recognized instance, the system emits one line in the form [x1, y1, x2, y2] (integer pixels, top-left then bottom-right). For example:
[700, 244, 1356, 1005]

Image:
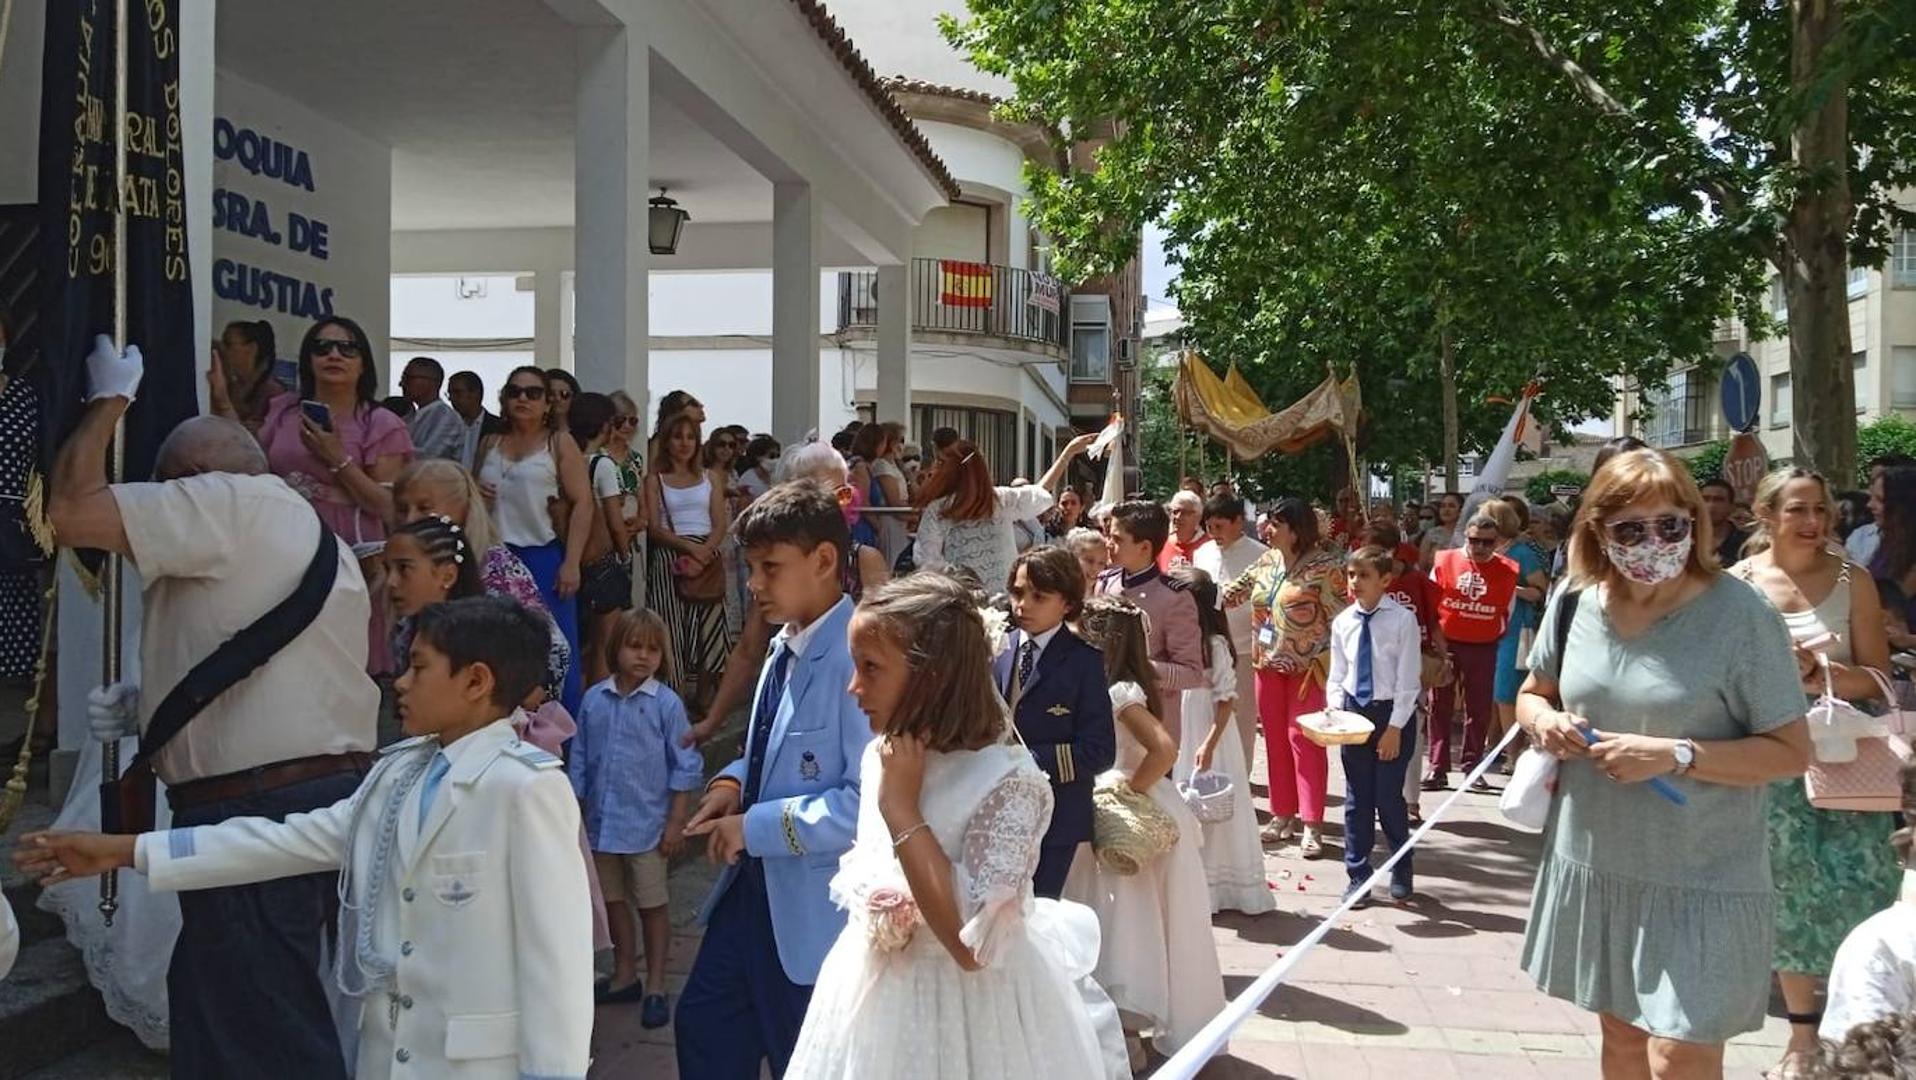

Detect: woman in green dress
[1730, 468, 1901, 1080]
[1517, 449, 1811, 1079]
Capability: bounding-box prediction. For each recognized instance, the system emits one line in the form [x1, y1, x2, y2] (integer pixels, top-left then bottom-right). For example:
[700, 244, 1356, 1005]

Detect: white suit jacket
[135, 717, 592, 1080]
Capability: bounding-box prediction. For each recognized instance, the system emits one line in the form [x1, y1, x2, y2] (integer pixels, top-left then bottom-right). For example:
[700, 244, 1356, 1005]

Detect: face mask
[1603, 535, 1692, 585]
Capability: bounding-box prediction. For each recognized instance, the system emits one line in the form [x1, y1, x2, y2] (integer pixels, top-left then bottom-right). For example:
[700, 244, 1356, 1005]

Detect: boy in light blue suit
[678, 480, 873, 1078]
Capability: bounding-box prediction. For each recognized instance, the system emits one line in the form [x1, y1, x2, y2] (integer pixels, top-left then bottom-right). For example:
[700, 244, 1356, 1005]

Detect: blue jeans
[509, 540, 583, 713]
[168, 769, 364, 1079]
[1341, 702, 1415, 889]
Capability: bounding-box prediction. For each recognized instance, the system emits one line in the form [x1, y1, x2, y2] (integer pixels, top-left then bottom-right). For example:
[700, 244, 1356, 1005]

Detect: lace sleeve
[954, 768, 1054, 967]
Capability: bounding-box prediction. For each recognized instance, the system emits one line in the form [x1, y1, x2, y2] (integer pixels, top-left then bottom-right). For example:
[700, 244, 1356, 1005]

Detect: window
[911, 404, 1019, 484]
[1770, 373, 1792, 429]
[1848, 264, 1870, 298]
[1769, 278, 1789, 319]
[1071, 323, 1111, 382]
[1642, 368, 1710, 448]
[1025, 418, 1037, 480]
[1894, 347, 1916, 408]
[1896, 229, 1916, 287]
[1855, 351, 1870, 414]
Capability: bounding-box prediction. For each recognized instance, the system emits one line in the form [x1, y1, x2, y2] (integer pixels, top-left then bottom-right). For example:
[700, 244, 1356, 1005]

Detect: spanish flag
[938, 260, 993, 308]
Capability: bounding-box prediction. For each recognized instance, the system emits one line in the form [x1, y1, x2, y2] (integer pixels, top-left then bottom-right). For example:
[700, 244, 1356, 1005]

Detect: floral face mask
[1603, 535, 1692, 585]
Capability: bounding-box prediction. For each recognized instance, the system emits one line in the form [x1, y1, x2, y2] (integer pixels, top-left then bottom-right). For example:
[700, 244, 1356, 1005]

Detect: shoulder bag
[102, 523, 341, 835]
[1805, 655, 1912, 813]
[656, 473, 726, 604]
[578, 454, 632, 614]
[1500, 588, 1581, 830]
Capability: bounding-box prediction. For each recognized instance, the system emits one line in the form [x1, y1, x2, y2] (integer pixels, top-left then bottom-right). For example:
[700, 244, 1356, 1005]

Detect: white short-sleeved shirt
[1194, 534, 1268, 651]
[590, 455, 622, 500]
[1820, 896, 1916, 1044]
[111, 473, 379, 783]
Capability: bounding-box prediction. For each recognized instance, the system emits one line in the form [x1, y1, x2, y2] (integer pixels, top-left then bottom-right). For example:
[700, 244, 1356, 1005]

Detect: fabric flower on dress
[978, 606, 1011, 659]
[864, 886, 921, 954]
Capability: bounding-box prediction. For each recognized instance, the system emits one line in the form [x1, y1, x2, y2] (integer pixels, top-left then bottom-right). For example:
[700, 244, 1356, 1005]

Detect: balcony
[836, 257, 1070, 354]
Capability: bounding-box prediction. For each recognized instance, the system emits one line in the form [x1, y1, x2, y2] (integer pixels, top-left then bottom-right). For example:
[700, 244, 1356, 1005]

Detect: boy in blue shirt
[570, 608, 704, 1026]
[678, 480, 872, 1078]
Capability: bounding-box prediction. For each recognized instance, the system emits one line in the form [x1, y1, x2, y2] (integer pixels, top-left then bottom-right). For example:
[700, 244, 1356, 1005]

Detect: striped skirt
[646, 536, 733, 704]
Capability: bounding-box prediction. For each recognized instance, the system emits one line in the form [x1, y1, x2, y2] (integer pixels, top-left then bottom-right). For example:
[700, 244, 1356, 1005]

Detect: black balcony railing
[837, 257, 1070, 350]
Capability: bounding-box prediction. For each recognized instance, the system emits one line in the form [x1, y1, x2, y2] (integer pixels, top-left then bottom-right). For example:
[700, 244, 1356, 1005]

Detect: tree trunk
[1439, 323, 1460, 493]
[1783, 0, 1857, 488]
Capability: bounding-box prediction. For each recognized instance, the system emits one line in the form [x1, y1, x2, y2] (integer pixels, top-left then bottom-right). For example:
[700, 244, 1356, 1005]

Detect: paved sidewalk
[588, 759, 1793, 1079]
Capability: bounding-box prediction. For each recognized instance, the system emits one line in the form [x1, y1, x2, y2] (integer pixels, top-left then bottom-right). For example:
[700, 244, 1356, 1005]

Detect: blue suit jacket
[701, 596, 872, 984]
[993, 626, 1116, 850]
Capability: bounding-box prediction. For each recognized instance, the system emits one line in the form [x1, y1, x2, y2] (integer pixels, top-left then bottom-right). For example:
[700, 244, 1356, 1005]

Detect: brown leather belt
[166, 751, 375, 812]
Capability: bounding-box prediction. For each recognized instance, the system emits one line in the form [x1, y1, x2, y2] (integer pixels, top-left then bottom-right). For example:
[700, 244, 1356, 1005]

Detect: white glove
[87, 682, 141, 742]
[85, 334, 144, 402]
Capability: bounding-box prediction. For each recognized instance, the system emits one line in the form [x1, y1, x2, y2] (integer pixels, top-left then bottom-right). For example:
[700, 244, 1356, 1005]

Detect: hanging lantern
[648, 189, 689, 255]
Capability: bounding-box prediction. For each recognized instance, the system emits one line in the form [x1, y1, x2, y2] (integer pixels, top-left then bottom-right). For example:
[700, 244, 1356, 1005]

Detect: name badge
[1256, 624, 1276, 649]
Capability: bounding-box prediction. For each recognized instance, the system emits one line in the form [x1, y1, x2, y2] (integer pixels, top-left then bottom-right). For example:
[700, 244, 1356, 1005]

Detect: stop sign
[1722, 432, 1768, 507]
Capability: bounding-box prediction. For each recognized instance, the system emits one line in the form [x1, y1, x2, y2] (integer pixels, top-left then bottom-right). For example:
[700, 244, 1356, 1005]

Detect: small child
[16, 596, 593, 1078]
[1000, 546, 1117, 898]
[570, 608, 704, 1027]
[1326, 545, 1425, 907]
[1071, 596, 1225, 1065]
[1167, 566, 1275, 916]
[1818, 760, 1916, 1046]
[1063, 527, 1110, 594]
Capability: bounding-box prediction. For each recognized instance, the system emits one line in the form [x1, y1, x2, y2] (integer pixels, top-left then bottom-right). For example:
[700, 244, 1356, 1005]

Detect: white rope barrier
[1153, 723, 1526, 1080]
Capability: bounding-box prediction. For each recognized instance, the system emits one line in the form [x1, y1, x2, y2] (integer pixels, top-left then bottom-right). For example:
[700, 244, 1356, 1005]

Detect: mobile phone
[300, 400, 333, 431]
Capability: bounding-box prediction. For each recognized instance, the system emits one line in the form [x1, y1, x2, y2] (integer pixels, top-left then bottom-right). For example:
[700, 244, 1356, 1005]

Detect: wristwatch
[1671, 739, 1697, 775]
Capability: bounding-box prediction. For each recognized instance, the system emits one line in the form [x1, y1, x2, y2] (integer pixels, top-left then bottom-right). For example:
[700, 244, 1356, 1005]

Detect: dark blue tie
[1354, 610, 1375, 707]
[741, 642, 793, 810]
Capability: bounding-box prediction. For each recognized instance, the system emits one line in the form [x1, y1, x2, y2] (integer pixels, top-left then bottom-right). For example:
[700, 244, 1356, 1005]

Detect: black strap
[129, 523, 340, 769]
[1552, 586, 1582, 664]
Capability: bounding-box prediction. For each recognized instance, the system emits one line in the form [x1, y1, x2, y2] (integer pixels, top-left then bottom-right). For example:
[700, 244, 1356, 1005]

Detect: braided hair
[390, 514, 482, 600]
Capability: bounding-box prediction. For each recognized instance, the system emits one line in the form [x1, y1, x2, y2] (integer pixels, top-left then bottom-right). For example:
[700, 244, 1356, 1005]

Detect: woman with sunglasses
[220, 317, 414, 673]
[544, 367, 581, 432]
[475, 365, 594, 710]
[846, 421, 911, 568]
[644, 410, 733, 714]
[1730, 468, 1899, 1080]
[1516, 449, 1810, 1078]
[1424, 502, 1521, 792]
[735, 435, 782, 507]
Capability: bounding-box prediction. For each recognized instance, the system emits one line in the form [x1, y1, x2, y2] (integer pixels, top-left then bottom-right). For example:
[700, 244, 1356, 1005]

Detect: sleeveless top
[1735, 554, 1855, 664]
[479, 439, 559, 548]
[658, 474, 713, 538]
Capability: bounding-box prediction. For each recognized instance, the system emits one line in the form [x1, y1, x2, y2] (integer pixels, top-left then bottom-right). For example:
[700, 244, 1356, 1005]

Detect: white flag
[1459, 384, 1540, 527]
[1086, 413, 1125, 511]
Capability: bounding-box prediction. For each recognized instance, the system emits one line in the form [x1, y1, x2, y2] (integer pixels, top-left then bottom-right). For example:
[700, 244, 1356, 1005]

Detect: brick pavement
[588, 755, 1793, 1079]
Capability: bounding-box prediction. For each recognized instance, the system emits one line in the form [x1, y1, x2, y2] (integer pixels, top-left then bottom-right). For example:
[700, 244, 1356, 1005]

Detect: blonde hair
[1078, 596, 1163, 720]
[603, 608, 675, 685]
[853, 573, 1007, 752]
[1742, 467, 1835, 560]
[394, 459, 497, 554]
[1565, 448, 1717, 587]
[1470, 499, 1520, 540]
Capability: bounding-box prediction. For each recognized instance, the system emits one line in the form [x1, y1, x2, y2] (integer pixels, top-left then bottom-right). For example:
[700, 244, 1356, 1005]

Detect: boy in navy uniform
[998, 546, 1117, 898]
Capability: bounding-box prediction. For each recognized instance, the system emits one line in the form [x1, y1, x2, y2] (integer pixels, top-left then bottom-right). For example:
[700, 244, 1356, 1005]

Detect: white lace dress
[788, 740, 1125, 1080]
[1065, 681, 1227, 1053]
[1178, 637, 1276, 915]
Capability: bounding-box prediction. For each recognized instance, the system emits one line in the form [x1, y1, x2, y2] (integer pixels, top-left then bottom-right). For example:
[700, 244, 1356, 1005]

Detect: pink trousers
[1257, 668, 1329, 824]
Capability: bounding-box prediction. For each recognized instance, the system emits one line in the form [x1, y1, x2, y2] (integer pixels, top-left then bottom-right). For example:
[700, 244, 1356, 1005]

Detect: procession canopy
[1172, 351, 1361, 461]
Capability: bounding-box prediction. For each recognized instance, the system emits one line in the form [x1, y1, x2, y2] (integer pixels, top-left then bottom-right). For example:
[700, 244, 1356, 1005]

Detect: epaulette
[379, 735, 433, 757]
[1161, 574, 1193, 592]
[500, 740, 563, 770]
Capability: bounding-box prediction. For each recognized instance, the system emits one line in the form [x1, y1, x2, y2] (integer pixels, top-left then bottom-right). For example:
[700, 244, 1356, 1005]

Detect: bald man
[50, 341, 375, 1078]
[1158, 488, 1214, 572]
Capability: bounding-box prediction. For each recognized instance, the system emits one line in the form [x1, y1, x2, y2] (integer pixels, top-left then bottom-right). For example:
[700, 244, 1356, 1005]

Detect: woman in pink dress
[218, 317, 413, 672]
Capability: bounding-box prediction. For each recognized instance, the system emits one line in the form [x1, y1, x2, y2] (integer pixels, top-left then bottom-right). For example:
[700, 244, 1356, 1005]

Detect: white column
[771, 181, 821, 442]
[533, 267, 564, 367]
[183, 0, 216, 410]
[573, 25, 649, 407]
[875, 259, 912, 426]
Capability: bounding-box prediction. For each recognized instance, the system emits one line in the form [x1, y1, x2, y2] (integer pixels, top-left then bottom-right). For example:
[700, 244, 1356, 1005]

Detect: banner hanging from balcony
[1173, 352, 1361, 461]
[937, 259, 993, 308]
[1026, 272, 1061, 315]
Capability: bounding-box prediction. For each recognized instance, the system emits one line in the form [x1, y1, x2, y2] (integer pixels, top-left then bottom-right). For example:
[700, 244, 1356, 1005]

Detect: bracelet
[890, 821, 931, 849]
[328, 458, 352, 474]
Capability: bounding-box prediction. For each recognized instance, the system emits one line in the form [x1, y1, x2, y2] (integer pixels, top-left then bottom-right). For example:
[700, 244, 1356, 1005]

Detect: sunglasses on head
[1603, 514, 1693, 547]
[503, 384, 547, 401]
[311, 339, 361, 359]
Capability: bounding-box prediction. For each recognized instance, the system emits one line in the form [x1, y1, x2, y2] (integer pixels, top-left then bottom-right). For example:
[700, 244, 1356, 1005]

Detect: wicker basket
[1091, 778, 1179, 875]
[1179, 769, 1236, 824]
[1298, 708, 1377, 748]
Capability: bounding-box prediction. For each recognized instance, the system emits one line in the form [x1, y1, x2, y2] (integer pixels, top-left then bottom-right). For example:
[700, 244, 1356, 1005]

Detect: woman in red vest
[1424, 503, 1519, 792]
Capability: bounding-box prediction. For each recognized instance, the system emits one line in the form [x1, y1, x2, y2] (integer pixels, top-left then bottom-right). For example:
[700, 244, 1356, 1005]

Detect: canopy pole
[100, 0, 130, 926]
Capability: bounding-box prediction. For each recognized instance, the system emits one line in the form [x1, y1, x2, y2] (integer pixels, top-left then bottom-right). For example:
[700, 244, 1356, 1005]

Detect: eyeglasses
[1603, 514, 1693, 547]
[611, 415, 639, 429]
[503, 384, 547, 401]
[1465, 536, 1497, 549]
[549, 387, 573, 401]
[311, 340, 361, 359]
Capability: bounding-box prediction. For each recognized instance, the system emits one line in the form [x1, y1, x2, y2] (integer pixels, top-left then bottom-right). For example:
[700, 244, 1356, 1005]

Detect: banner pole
[99, 0, 130, 926]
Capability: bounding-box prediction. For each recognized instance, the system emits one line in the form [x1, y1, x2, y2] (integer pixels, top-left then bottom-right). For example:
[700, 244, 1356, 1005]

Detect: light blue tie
[416, 751, 451, 837]
[1354, 610, 1375, 707]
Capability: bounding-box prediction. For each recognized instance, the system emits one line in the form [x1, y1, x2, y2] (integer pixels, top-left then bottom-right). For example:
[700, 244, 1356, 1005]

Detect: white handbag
[1498, 747, 1559, 832]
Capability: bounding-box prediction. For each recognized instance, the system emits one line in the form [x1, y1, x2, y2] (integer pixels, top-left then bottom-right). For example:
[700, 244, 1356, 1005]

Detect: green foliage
[946, 0, 1916, 483]
[1683, 440, 1730, 484]
[1858, 415, 1916, 475]
[1524, 469, 1590, 506]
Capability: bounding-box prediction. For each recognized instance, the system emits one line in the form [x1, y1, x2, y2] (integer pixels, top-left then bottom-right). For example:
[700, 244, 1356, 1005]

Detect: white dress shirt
[1325, 595, 1423, 729]
[1194, 533, 1269, 651]
[1846, 522, 1881, 567]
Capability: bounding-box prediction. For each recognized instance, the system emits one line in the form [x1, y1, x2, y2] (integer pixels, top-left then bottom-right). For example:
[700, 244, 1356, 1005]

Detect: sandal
[1299, 825, 1324, 859]
[1259, 815, 1297, 845]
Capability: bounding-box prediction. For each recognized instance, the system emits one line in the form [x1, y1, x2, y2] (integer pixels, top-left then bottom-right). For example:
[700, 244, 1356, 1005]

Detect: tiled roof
[788, 0, 962, 200]
[882, 76, 1001, 106]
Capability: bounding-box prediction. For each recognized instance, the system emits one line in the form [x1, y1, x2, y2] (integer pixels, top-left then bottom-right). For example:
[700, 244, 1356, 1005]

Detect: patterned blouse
[1229, 546, 1346, 678]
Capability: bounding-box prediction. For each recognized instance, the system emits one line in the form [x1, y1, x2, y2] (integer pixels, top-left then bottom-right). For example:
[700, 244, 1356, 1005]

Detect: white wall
[213, 70, 392, 374]
[0, 0, 44, 205]
[650, 348, 857, 435]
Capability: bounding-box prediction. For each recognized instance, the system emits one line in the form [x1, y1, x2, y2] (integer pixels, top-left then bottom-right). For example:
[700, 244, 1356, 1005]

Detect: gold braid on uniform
[0, 575, 56, 834]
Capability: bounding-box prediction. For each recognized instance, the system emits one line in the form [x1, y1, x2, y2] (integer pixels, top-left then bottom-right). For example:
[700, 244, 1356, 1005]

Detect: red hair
[913, 439, 996, 521]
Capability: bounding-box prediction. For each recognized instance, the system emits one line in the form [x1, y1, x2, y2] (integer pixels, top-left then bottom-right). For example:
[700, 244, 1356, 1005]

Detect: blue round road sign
[1721, 353, 1761, 433]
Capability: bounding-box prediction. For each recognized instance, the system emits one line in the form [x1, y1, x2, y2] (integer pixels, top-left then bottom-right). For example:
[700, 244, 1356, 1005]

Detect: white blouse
[657, 474, 714, 538]
[913, 484, 1056, 594]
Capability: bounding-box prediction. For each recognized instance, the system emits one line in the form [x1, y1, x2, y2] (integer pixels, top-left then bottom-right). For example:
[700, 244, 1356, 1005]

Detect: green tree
[1524, 469, 1591, 506]
[1857, 415, 1916, 476]
[948, 0, 1916, 488]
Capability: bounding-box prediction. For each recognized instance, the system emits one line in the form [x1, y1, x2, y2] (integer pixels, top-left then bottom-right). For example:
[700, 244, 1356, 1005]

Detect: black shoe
[1389, 881, 1414, 903]
[641, 993, 670, 1028]
[1467, 776, 1495, 794]
[598, 978, 646, 1005]
[1420, 773, 1449, 792]
[1342, 881, 1373, 909]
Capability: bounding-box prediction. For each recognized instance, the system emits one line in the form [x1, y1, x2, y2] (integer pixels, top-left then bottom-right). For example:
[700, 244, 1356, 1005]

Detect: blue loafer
[641, 993, 670, 1029]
